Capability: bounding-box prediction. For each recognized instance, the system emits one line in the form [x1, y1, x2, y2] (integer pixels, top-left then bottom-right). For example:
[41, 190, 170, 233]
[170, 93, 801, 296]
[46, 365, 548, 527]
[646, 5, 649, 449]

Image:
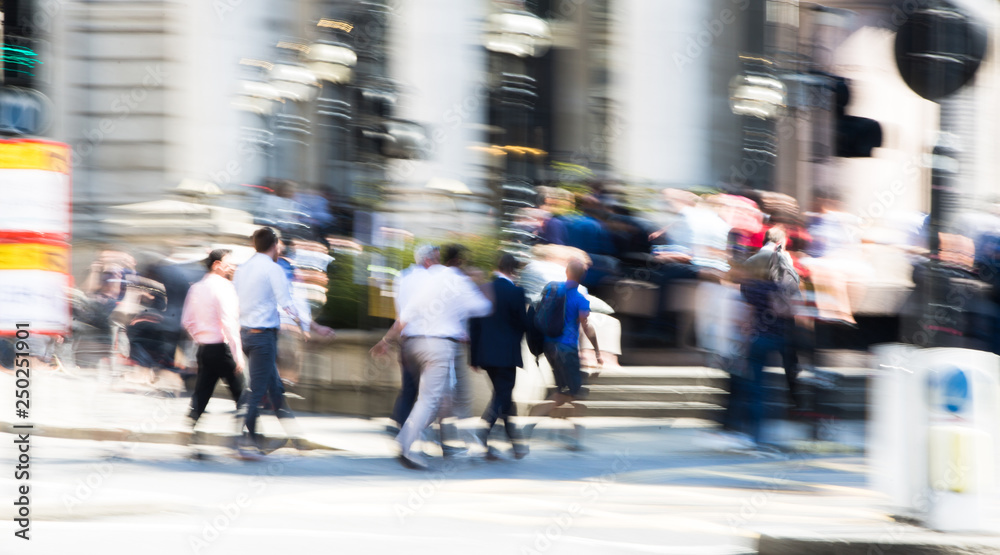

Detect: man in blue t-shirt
[533, 258, 603, 449]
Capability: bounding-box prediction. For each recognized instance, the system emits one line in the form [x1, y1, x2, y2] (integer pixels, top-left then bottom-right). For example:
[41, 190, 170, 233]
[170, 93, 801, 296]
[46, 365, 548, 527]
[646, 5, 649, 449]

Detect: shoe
[290, 437, 312, 451]
[484, 446, 502, 461]
[235, 446, 265, 461]
[512, 443, 529, 460]
[398, 453, 428, 470]
[259, 437, 289, 455]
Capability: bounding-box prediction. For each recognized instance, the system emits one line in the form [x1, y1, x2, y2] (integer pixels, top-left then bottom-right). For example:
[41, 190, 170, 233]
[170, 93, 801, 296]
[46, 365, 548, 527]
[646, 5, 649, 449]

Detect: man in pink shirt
[181, 249, 247, 437]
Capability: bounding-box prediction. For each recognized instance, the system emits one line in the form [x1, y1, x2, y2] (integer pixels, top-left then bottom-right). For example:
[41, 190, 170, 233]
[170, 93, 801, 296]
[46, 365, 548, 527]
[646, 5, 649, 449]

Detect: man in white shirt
[234, 227, 334, 455]
[181, 249, 246, 436]
[379, 244, 493, 469]
[373, 244, 440, 432]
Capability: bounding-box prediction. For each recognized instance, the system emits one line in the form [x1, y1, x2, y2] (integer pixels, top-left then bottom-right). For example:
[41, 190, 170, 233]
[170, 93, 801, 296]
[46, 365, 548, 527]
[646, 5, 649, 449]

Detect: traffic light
[1, 0, 50, 135]
[2, 0, 42, 89]
[832, 76, 882, 158]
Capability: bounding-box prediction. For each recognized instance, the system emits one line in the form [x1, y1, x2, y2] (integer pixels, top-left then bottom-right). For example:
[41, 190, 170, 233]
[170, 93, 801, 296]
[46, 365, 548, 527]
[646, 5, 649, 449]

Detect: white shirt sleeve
[219, 285, 245, 366]
[455, 273, 492, 319]
[180, 281, 199, 338]
[392, 273, 404, 315]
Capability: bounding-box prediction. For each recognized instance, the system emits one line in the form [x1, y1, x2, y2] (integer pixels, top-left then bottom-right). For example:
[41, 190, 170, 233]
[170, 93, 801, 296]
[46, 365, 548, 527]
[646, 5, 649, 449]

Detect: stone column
[383, 0, 491, 239]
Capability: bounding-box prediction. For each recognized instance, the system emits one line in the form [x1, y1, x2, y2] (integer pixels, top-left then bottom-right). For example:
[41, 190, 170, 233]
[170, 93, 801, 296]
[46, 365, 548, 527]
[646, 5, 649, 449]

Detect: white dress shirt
[181, 273, 244, 364]
[393, 264, 433, 337]
[400, 264, 492, 339]
[233, 252, 308, 332]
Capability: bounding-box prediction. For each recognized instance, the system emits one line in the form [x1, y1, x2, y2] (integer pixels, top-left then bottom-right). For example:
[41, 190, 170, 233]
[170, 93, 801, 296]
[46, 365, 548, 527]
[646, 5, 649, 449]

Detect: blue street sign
[942, 368, 970, 414]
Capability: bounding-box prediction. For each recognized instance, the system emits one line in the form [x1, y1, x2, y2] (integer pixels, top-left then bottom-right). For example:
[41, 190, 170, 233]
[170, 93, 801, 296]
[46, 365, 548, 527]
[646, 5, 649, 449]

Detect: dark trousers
[391, 350, 419, 426]
[727, 333, 784, 445]
[188, 343, 246, 423]
[242, 328, 293, 441]
[543, 341, 583, 397]
[482, 366, 518, 443]
[782, 321, 803, 409]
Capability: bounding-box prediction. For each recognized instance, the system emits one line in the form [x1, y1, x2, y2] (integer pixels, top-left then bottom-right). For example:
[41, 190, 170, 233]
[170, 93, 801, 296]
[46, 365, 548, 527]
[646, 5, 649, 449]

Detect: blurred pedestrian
[180, 249, 246, 448]
[564, 194, 616, 288]
[537, 186, 572, 245]
[380, 245, 493, 469]
[732, 226, 802, 448]
[469, 252, 530, 460]
[74, 250, 136, 371]
[529, 258, 603, 450]
[371, 243, 441, 434]
[438, 244, 484, 456]
[276, 238, 331, 386]
[234, 227, 334, 457]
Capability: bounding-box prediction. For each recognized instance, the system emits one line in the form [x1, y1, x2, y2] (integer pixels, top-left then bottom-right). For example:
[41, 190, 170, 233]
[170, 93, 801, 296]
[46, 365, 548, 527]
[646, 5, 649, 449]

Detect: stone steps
[588, 366, 730, 388]
[523, 366, 732, 418]
[520, 400, 726, 420]
[549, 384, 729, 404]
[618, 348, 710, 367]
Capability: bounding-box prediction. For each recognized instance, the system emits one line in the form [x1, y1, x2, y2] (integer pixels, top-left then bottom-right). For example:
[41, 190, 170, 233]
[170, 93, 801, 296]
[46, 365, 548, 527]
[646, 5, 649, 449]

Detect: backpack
[525, 304, 546, 358]
[534, 281, 567, 338]
[768, 245, 801, 317]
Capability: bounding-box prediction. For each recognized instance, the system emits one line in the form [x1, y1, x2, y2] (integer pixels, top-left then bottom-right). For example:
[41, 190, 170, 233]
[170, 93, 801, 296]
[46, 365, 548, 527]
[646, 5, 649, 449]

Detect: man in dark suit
[469, 253, 529, 459]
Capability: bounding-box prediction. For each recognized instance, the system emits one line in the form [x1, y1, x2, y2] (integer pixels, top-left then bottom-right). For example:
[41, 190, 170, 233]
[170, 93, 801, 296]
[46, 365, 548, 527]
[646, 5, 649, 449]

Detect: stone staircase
[520, 358, 870, 422]
[523, 366, 731, 420]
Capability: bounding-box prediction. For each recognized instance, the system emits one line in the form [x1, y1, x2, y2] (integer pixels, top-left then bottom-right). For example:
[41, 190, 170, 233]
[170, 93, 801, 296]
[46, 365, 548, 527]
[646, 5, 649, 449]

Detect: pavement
[2, 365, 1000, 554]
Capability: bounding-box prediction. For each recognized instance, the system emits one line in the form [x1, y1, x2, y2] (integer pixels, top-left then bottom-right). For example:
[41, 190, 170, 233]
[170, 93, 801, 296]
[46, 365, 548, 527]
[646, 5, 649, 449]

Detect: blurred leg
[392, 350, 420, 425]
[243, 329, 278, 444]
[782, 320, 802, 409]
[747, 335, 779, 445]
[397, 339, 455, 458]
[188, 344, 221, 423]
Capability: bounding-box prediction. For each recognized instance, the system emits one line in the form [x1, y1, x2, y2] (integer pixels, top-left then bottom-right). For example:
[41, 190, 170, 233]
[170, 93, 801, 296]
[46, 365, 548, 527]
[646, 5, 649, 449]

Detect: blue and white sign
[932, 367, 971, 415]
[0, 87, 51, 136]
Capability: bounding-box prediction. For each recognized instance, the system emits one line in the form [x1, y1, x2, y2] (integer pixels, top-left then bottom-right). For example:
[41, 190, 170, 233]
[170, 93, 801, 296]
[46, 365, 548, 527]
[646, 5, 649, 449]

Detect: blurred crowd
[64, 236, 331, 395]
[14, 176, 1000, 458]
[501, 181, 1000, 449]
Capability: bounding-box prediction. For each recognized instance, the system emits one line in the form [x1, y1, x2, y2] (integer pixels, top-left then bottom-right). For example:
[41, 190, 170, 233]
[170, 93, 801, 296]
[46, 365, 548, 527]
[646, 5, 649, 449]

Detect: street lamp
[269, 63, 320, 102]
[483, 10, 552, 58]
[232, 79, 282, 116]
[307, 42, 357, 85]
[729, 74, 786, 120]
[231, 59, 283, 191]
[483, 6, 551, 252]
[308, 41, 357, 199]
